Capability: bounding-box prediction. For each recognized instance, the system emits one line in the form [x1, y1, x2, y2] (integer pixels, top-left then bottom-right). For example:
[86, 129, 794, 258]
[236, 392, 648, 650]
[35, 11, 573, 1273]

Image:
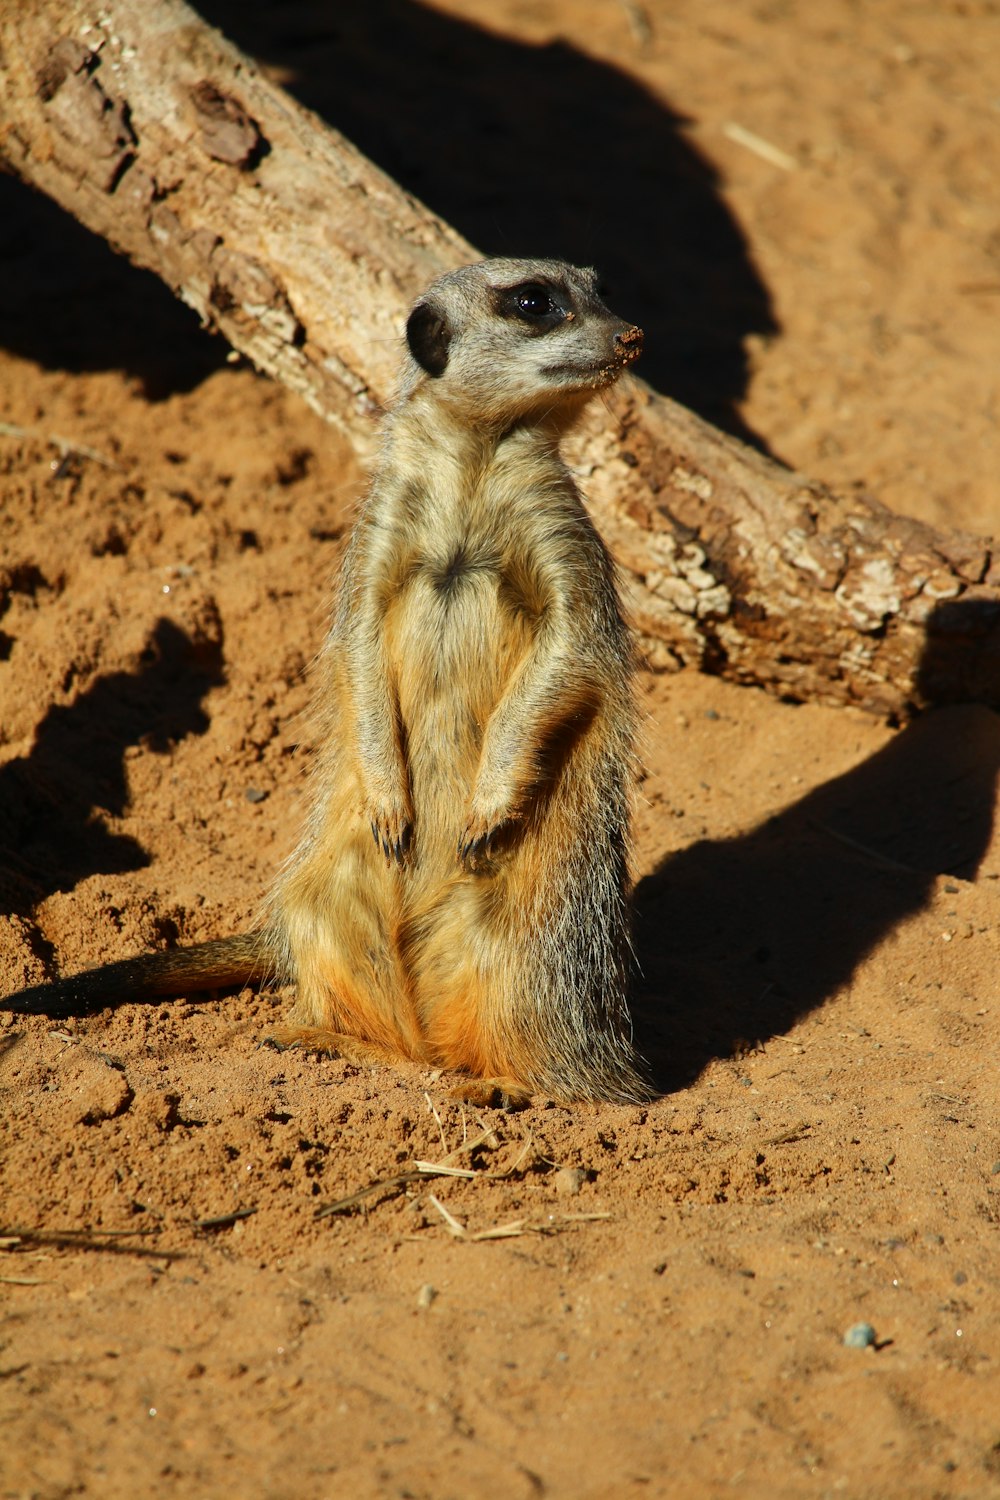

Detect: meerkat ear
[406, 301, 451, 377]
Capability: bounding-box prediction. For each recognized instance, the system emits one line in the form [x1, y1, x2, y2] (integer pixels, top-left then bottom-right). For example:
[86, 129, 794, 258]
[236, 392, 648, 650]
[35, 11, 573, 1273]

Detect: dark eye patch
[494, 280, 569, 330]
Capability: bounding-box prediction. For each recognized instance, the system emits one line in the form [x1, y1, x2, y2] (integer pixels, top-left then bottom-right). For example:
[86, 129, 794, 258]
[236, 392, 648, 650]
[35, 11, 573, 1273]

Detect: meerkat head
[401, 258, 643, 428]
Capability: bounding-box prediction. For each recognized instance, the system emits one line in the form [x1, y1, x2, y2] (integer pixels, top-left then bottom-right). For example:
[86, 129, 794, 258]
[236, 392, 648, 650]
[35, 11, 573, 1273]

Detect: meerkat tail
[3, 932, 276, 1018]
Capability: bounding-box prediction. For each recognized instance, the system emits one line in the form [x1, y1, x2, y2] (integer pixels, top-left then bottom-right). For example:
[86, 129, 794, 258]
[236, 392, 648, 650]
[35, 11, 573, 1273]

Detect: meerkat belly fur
[7, 258, 650, 1106]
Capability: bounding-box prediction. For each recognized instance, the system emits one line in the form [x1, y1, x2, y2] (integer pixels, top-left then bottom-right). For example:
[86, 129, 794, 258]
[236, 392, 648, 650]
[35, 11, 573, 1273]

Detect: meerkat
[7, 258, 650, 1106]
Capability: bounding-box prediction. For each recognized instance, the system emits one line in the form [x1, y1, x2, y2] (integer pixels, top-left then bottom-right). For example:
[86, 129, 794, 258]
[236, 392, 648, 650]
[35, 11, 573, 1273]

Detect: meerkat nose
[614, 324, 644, 363]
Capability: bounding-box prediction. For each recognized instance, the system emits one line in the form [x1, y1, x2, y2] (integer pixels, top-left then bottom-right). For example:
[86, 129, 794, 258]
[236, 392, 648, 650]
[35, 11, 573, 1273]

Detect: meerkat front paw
[367, 801, 414, 869]
[457, 807, 521, 871]
[457, 811, 496, 868]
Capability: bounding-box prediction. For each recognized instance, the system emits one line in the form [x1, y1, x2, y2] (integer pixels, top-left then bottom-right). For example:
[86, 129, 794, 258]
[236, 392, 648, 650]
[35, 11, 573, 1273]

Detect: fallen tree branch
[1, 0, 997, 718]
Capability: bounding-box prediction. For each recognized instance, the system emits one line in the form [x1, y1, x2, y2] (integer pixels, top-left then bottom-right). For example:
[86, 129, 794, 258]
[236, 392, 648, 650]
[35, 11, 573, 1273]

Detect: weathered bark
[1, 0, 997, 718]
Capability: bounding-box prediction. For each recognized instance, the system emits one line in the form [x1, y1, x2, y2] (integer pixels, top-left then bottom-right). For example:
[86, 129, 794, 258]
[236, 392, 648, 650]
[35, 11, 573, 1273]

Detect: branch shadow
[197, 0, 779, 444]
[632, 600, 1000, 1092]
[0, 618, 224, 917]
[0, 175, 228, 399]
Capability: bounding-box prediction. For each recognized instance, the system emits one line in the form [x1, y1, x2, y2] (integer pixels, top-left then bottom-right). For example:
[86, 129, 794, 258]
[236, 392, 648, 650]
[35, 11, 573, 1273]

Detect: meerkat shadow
[631, 600, 1000, 1093]
[0, 617, 224, 918]
[196, 0, 778, 448]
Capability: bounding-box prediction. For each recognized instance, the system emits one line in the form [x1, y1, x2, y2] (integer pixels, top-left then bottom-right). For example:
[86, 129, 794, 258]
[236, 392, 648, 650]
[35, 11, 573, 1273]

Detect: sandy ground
[2, 2, 1000, 1496]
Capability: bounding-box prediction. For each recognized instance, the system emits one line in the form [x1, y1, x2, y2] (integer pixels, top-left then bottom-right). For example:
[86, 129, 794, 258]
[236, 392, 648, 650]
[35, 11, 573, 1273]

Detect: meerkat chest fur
[372, 416, 580, 705]
[275, 257, 650, 1104]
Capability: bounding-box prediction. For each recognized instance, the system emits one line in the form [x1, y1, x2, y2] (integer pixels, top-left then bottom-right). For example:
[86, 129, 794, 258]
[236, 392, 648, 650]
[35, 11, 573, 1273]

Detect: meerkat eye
[516, 284, 556, 317]
[495, 280, 568, 329]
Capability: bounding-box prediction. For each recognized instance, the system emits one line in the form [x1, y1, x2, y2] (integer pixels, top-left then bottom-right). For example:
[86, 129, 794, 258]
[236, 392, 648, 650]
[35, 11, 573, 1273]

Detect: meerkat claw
[458, 832, 487, 865]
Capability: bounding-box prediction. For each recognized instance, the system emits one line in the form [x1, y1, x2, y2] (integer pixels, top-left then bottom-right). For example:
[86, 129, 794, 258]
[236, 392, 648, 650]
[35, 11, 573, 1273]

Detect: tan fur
[6, 259, 651, 1105]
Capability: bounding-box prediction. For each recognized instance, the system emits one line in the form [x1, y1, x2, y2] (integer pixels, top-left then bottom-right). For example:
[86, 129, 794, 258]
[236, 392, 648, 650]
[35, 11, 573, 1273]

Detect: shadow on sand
[0, 618, 224, 919]
[633, 599, 1000, 1091]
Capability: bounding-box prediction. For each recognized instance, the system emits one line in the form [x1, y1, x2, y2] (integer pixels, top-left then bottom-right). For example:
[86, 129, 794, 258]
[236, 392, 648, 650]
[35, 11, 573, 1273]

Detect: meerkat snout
[614, 324, 644, 362]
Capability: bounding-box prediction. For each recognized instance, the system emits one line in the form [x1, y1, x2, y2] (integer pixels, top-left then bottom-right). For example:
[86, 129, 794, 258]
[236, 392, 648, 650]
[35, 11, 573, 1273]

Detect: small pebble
[416, 1284, 437, 1311]
[843, 1322, 877, 1349]
[554, 1166, 587, 1197]
[245, 787, 268, 804]
[991, 1161, 1000, 1176]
